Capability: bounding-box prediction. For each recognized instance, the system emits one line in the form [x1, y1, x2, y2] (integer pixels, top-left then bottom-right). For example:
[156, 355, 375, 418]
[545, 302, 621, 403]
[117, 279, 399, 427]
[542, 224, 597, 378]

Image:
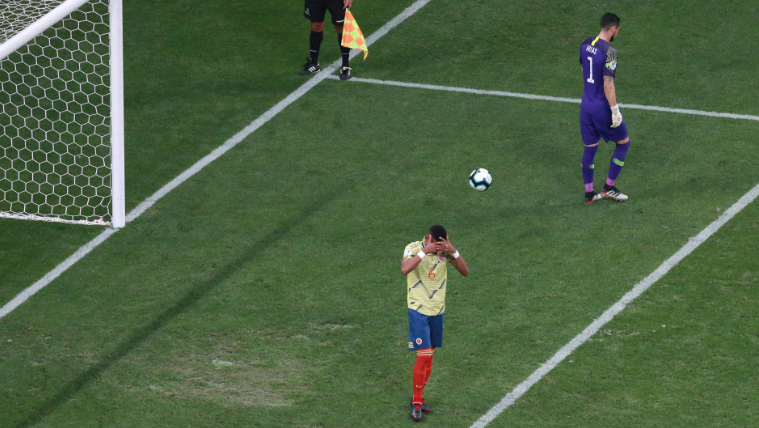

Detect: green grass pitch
[1, 0, 758, 427]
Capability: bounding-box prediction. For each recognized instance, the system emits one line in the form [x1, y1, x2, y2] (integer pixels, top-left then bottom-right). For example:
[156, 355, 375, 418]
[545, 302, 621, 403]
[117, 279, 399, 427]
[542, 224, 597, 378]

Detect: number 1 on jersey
[586, 56, 594, 84]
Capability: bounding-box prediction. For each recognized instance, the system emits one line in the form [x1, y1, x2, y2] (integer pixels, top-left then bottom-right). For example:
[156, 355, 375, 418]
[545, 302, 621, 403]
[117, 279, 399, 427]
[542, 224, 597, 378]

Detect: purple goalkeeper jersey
[579, 37, 618, 114]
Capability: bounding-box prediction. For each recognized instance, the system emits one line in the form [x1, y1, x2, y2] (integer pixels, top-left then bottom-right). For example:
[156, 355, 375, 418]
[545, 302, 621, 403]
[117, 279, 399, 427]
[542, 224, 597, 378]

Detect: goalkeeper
[300, 0, 353, 80]
[401, 225, 469, 422]
[579, 13, 631, 204]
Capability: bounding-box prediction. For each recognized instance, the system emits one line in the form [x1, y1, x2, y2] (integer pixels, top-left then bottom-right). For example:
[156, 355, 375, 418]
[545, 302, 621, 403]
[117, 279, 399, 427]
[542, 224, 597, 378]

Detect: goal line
[327, 75, 759, 122]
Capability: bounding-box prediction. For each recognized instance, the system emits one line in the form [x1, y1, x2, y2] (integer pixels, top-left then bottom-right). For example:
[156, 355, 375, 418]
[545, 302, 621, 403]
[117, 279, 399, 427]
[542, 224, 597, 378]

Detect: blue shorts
[408, 309, 444, 351]
[580, 109, 628, 145]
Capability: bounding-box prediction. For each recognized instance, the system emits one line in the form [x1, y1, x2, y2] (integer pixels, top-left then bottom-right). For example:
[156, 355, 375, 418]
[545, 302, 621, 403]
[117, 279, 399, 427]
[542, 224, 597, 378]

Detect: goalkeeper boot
[585, 191, 603, 205]
[410, 402, 423, 422]
[299, 57, 321, 76]
[601, 185, 629, 202]
[339, 66, 352, 80]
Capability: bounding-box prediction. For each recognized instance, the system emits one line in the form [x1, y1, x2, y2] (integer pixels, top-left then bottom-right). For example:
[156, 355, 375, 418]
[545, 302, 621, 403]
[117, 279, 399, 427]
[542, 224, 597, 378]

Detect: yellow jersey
[403, 239, 453, 316]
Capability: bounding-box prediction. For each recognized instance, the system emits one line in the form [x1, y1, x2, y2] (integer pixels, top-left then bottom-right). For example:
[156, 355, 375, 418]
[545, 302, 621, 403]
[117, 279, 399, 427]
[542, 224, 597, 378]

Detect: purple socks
[606, 141, 631, 186]
[582, 145, 598, 192]
[583, 141, 631, 191]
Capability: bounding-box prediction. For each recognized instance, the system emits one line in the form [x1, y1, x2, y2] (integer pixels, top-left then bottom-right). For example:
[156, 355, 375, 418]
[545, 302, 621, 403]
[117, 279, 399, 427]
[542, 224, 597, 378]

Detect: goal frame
[0, 0, 125, 228]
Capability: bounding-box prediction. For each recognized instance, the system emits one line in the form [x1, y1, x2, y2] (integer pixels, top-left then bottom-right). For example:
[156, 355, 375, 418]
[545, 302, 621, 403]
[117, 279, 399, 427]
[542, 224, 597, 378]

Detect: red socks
[412, 348, 434, 404]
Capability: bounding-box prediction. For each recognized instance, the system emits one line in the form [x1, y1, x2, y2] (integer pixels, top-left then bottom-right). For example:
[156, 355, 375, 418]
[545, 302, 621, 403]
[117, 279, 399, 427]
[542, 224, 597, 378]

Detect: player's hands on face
[439, 236, 456, 255]
[423, 235, 442, 254]
[610, 105, 623, 128]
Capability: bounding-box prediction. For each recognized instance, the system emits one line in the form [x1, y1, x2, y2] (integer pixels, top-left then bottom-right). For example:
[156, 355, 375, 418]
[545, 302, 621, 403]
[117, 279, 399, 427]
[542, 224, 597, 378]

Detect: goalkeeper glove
[610, 104, 623, 128]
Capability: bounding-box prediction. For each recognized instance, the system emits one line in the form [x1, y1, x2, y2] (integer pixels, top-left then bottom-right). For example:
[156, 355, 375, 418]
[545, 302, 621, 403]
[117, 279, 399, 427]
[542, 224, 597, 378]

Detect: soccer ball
[469, 168, 492, 191]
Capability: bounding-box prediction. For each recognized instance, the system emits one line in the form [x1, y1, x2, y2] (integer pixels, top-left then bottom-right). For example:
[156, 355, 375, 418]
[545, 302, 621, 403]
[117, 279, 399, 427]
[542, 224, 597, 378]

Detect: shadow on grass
[15, 189, 343, 428]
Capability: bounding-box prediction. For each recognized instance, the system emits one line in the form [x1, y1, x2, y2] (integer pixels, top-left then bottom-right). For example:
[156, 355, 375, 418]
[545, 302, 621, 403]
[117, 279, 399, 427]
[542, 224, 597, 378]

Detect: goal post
[108, 0, 125, 228]
[0, 0, 125, 228]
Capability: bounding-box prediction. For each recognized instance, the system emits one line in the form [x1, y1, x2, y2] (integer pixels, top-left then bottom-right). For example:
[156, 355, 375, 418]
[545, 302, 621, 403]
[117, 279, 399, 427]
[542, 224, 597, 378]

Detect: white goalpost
[0, 0, 125, 228]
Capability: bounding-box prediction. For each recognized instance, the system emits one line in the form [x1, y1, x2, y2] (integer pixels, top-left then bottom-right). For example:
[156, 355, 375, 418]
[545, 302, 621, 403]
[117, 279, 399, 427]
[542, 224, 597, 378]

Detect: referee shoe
[339, 66, 352, 80]
[298, 57, 321, 76]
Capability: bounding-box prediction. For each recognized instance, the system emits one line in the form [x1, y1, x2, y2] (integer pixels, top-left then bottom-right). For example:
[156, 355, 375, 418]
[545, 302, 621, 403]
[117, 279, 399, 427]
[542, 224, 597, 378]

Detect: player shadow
[14, 188, 344, 428]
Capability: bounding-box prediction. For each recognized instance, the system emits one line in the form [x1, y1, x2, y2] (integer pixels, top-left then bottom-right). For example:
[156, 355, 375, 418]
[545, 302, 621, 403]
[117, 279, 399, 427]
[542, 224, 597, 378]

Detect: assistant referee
[300, 0, 354, 80]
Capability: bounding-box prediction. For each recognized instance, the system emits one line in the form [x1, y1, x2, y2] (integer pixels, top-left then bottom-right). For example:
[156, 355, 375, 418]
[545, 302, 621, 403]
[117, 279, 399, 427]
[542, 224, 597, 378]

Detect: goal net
[0, 0, 124, 227]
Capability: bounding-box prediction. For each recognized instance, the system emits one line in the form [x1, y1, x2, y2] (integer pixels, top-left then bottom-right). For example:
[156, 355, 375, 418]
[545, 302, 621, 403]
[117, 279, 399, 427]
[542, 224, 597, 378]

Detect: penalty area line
[470, 180, 759, 428]
[328, 76, 759, 122]
[0, 0, 433, 321]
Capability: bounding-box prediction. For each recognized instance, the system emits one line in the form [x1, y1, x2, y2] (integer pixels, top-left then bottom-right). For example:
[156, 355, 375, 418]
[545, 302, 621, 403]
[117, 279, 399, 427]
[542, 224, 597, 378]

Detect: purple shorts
[580, 109, 628, 145]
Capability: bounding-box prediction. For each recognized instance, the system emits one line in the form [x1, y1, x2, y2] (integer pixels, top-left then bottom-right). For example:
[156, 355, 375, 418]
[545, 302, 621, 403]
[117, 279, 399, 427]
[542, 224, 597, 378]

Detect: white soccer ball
[469, 168, 492, 191]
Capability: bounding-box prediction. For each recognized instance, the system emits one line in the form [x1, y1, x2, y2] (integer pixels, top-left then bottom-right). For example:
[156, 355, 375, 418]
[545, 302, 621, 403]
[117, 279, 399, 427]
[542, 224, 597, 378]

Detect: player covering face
[401, 225, 469, 422]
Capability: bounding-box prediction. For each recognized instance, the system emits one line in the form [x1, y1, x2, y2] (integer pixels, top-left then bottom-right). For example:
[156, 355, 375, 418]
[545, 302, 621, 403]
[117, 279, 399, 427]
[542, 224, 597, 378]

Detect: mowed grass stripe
[328, 75, 759, 122]
[0, 0, 432, 321]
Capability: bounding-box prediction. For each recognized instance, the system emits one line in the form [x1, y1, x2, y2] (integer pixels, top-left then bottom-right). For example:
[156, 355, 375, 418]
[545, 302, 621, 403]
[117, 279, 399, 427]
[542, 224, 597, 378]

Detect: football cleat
[339, 66, 352, 80]
[585, 191, 603, 205]
[601, 185, 628, 202]
[411, 399, 433, 414]
[298, 57, 321, 76]
[410, 402, 423, 421]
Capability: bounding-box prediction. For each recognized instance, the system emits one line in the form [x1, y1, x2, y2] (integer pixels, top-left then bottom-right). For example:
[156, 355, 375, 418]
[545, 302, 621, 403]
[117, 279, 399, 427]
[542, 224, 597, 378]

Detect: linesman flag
[341, 9, 368, 60]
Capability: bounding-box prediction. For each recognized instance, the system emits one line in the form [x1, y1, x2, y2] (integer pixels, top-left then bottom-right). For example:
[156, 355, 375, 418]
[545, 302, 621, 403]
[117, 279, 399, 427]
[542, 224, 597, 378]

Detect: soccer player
[401, 225, 469, 422]
[580, 13, 631, 204]
[300, 0, 353, 80]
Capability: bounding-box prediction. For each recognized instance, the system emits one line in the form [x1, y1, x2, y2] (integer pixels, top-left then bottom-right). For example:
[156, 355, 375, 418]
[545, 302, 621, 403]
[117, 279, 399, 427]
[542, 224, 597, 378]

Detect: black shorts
[304, 0, 345, 25]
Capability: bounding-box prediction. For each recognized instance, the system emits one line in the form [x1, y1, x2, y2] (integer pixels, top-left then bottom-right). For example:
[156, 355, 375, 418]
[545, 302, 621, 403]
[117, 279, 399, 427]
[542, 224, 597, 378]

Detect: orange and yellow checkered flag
[341, 9, 368, 60]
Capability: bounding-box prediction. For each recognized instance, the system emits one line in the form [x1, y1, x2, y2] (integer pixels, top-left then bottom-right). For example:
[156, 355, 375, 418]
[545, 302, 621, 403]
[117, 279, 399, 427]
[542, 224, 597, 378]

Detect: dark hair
[600, 13, 620, 30]
[429, 225, 447, 241]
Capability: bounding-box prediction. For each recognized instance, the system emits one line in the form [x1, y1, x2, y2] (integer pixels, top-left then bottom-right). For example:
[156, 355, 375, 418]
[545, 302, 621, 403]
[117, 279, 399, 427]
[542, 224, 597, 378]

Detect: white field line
[328, 76, 759, 122]
[471, 182, 759, 428]
[0, 228, 117, 319]
[0, 0, 432, 321]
